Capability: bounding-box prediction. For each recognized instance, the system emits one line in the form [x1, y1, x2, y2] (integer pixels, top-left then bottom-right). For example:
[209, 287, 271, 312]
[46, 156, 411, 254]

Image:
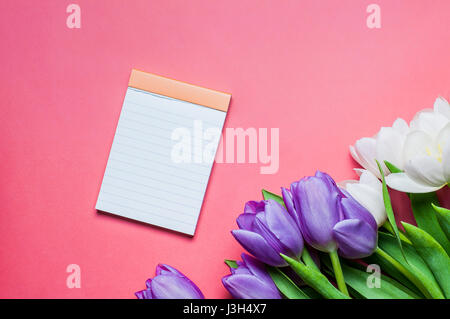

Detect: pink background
[1, 0, 450, 298]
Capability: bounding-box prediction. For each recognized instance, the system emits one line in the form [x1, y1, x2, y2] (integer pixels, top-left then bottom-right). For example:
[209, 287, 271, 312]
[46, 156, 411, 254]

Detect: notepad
[96, 69, 231, 235]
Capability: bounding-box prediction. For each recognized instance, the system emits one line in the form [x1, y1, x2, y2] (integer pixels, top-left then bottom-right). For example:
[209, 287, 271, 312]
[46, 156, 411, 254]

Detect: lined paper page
[96, 87, 226, 235]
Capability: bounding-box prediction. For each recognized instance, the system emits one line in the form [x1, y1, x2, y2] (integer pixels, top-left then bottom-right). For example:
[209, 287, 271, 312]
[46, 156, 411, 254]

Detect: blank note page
[96, 86, 227, 235]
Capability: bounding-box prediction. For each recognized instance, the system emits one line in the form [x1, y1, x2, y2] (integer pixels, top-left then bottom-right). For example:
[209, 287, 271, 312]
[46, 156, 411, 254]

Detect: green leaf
[280, 254, 350, 299]
[402, 222, 450, 298]
[382, 222, 412, 245]
[376, 160, 405, 258]
[261, 189, 285, 207]
[376, 232, 444, 299]
[345, 265, 420, 299]
[363, 251, 424, 297]
[384, 160, 403, 173]
[432, 203, 450, 241]
[378, 232, 437, 282]
[410, 193, 450, 256]
[301, 246, 320, 271]
[301, 286, 324, 299]
[266, 266, 310, 299]
[322, 257, 420, 299]
[224, 259, 238, 269]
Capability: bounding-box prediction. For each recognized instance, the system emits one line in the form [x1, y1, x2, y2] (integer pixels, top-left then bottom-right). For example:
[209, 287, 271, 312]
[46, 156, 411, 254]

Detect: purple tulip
[135, 264, 204, 299]
[222, 253, 282, 299]
[231, 199, 304, 267]
[283, 171, 378, 259]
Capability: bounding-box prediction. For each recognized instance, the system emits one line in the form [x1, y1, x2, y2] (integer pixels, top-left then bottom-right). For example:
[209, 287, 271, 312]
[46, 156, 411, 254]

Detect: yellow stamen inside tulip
[437, 144, 443, 162]
[426, 145, 443, 162]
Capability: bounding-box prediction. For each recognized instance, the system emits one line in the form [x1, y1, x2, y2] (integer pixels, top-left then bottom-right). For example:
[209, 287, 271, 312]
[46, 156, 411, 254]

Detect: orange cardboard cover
[128, 69, 231, 112]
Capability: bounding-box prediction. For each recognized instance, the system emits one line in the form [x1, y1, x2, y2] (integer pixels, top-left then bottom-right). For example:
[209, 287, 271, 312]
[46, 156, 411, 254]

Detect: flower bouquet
[221, 97, 450, 299]
[136, 97, 449, 299]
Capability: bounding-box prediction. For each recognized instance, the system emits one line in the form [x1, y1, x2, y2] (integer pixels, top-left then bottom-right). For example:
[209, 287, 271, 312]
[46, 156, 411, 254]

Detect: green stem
[281, 254, 350, 299]
[329, 250, 349, 296]
[302, 246, 319, 271]
[374, 247, 436, 299]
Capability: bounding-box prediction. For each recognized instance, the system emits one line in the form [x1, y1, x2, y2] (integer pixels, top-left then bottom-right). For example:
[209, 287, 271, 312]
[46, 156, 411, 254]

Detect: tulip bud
[232, 199, 304, 267]
[222, 253, 281, 299]
[135, 264, 204, 299]
[287, 171, 378, 259]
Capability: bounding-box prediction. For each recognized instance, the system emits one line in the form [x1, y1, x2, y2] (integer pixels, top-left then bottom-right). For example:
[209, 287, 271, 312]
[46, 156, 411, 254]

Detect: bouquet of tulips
[135, 97, 449, 299]
[221, 97, 450, 299]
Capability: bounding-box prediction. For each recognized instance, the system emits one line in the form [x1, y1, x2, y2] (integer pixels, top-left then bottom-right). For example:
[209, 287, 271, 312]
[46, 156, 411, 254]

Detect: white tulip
[339, 170, 386, 227]
[350, 118, 410, 179]
[350, 97, 450, 193]
[386, 97, 450, 193]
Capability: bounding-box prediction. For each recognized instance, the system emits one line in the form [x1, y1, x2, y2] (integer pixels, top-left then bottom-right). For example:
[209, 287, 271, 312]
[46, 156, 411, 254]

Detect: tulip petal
[253, 213, 287, 256]
[437, 123, 450, 180]
[333, 219, 378, 259]
[386, 172, 443, 193]
[410, 108, 433, 126]
[359, 170, 382, 190]
[403, 130, 432, 162]
[222, 274, 281, 299]
[292, 175, 340, 252]
[437, 124, 450, 182]
[404, 156, 446, 187]
[376, 127, 405, 171]
[315, 170, 339, 187]
[231, 229, 285, 266]
[345, 183, 386, 227]
[244, 201, 265, 215]
[392, 118, 410, 135]
[230, 261, 251, 275]
[434, 97, 450, 120]
[410, 110, 448, 140]
[223, 254, 280, 299]
[338, 180, 357, 189]
[135, 288, 153, 299]
[437, 123, 450, 148]
[236, 213, 256, 231]
[156, 264, 183, 277]
[443, 141, 450, 183]
[231, 267, 248, 275]
[353, 137, 379, 177]
[151, 275, 204, 299]
[241, 253, 273, 285]
[340, 195, 377, 230]
[263, 200, 303, 258]
[154, 264, 204, 299]
[350, 145, 362, 166]
[281, 187, 298, 226]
